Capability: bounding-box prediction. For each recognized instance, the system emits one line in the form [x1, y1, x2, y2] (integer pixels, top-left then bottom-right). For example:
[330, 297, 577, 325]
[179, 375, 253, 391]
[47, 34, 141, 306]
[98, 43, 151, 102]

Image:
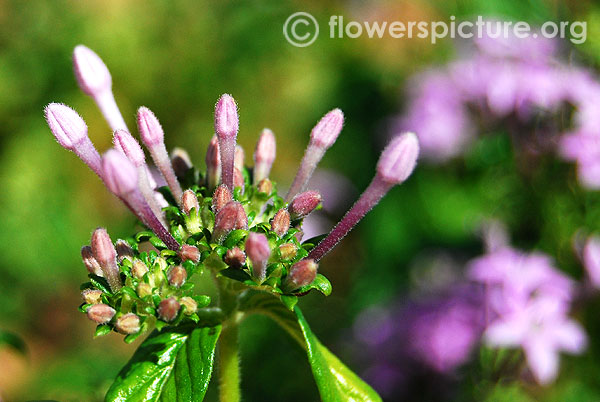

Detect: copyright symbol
[283, 12, 319, 47]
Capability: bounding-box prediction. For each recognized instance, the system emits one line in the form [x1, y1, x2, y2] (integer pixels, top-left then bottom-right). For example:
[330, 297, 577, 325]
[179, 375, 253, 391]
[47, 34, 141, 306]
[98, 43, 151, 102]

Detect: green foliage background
[1, 0, 600, 400]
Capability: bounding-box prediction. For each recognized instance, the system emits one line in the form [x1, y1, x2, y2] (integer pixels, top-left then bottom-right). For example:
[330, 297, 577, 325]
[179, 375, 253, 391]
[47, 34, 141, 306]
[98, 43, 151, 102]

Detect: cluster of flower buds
[45, 45, 420, 339]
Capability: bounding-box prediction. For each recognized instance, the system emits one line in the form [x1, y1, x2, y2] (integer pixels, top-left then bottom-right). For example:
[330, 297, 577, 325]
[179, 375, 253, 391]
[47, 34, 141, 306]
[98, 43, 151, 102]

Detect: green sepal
[149, 236, 167, 250]
[223, 229, 248, 248]
[94, 325, 112, 338]
[135, 231, 155, 243]
[280, 295, 298, 311]
[89, 275, 111, 294]
[293, 274, 332, 296]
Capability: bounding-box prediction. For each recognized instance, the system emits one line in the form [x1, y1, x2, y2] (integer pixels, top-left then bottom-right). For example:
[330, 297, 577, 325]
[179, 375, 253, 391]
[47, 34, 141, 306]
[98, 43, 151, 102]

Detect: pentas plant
[44, 45, 419, 402]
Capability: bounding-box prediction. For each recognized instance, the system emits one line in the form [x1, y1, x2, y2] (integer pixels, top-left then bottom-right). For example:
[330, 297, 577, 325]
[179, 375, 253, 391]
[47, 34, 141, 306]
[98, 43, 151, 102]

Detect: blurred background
[1, 0, 600, 401]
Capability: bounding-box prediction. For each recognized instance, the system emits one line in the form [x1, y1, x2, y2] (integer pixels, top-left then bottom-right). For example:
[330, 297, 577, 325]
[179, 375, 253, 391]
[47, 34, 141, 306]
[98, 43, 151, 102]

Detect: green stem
[218, 318, 241, 402]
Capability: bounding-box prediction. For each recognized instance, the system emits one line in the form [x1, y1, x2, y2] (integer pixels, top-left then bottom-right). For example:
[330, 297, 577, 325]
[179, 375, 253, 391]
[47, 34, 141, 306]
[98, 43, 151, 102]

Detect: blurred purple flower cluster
[398, 32, 600, 188]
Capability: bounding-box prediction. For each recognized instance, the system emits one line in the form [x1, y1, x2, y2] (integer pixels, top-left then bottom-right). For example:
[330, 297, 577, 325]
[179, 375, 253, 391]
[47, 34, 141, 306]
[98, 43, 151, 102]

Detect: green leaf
[105, 324, 221, 402]
[0, 329, 27, 355]
[294, 307, 382, 402]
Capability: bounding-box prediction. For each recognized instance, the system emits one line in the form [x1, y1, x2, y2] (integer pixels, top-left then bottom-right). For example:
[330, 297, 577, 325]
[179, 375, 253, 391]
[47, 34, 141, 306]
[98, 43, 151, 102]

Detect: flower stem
[218, 320, 241, 402]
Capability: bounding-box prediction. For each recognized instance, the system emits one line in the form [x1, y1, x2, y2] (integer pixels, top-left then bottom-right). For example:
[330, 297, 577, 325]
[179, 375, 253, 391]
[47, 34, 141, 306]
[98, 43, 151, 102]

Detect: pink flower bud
[253, 128, 276, 182]
[91, 228, 121, 292]
[288, 191, 322, 219]
[181, 190, 200, 215]
[310, 109, 344, 149]
[233, 168, 245, 190]
[171, 147, 192, 178]
[224, 247, 246, 268]
[81, 246, 103, 276]
[72, 45, 112, 97]
[279, 243, 297, 260]
[214, 94, 239, 140]
[180, 297, 198, 314]
[212, 185, 233, 213]
[137, 107, 164, 146]
[158, 297, 181, 322]
[246, 232, 271, 282]
[115, 313, 141, 334]
[584, 236, 600, 289]
[178, 245, 200, 264]
[285, 259, 318, 290]
[114, 129, 145, 167]
[137, 283, 152, 298]
[131, 259, 149, 279]
[82, 289, 103, 304]
[235, 145, 245, 170]
[271, 209, 291, 237]
[167, 265, 187, 288]
[102, 149, 138, 197]
[257, 178, 272, 194]
[376, 132, 419, 184]
[115, 239, 134, 262]
[44, 103, 87, 150]
[205, 136, 221, 189]
[213, 201, 248, 243]
[86, 304, 116, 324]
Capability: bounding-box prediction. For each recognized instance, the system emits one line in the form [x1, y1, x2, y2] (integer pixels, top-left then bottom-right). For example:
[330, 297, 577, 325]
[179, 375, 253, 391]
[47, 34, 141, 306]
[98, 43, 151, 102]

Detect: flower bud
[205, 136, 221, 189]
[137, 283, 152, 298]
[180, 297, 198, 315]
[102, 149, 138, 196]
[158, 297, 181, 322]
[212, 185, 233, 213]
[213, 201, 248, 243]
[376, 132, 419, 184]
[235, 145, 245, 170]
[131, 259, 149, 279]
[288, 191, 322, 219]
[224, 247, 246, 268]
[81, 246, 103, 276]
[73, 45, 112, 96]
[137, 106, 164, 146]
[246, 232, 271, 282]
[310, 109, 344, 150]
[253, 128, 276, 182]
[271, 209, 291, 237]
[233, 168, 245, 190]
[178, 245, 200, 264]
[215, 94, 239, 140]
[115, 313, 141, 334]
[154, 257, 168, 271]
[44, 103, 87, 150]
[114, 129, 145, 167]
[171, 147, 192, 178]
[285, 259, 318, 290]
[257, 178, 272, 194]
[182, 190, 200, 215]
[86, 304, 116, 324]
[91, 228, 121, 291]
[82, 289, 103, 304]
[584, 236, 600, 289]
[168, 265, 187, 288]
[115, 239, 134, 262]
[279, 243, 297, 260]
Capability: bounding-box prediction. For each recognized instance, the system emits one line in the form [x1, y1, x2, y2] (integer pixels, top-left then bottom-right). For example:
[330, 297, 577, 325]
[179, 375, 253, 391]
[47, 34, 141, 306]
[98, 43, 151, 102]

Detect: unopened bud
[271, 209, 291, 237]
[182, 190, 200, 215]
[72, 45, 112, 96]
[158, 297, 181, 322]
[233, 168, 245, 190]
[253, 128, 276, 182]
[235, 145, 245, 170]
[131, 259, 149, 279]
[257, 178, 272, 194]
[376, 132, 419, 184]
[205, 136, 221, 189]
[168, 265, 187, 288]
[285, 259, 318, 290]
[115, 239, 134, 262]
[214, 94, 239, 140]
[86, 304, 116, 324]
[224, 247, 246, 268]
[171, 147, 193, 178]
[44, 103, 87, 150]
[213, 201, 248, 243]
[102, 149, 138, 197]
[246, 232, 271, 282]
[180, 297, 198, 315]
[212, 185, 233, 213]
[137, 283, 152, 298]
[91, 228, 121, 291]
[310, 109, 344, 149]
[82, 289, 103, 304]
[179, 245, 200, 264]
[154, 257, 168, 271]
[114, 129, 145, 167]
[115, 313, 141, 334]
[288, 191, 322, 219]
[279, 243, 297, 260]
[81, 246, 103, 276]
[137, 107, 164, 146]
